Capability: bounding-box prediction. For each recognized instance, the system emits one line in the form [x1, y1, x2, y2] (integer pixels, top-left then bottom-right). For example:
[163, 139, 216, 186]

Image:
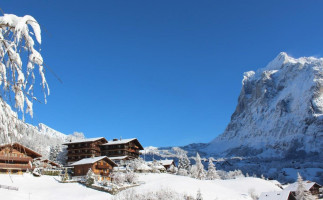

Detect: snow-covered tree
[0, 13, 48, 142]
[177, 151, 190, 172]
[124, 171, 137, 184]
[207, 158, 220, 180]
[110, 171, 125, 185]
[295, 173, 315, 200]
[196, 189, 203, 200]
[167, 165, 178, 174]
[86, 168, 95, 186]
[190, 153, 206, 180]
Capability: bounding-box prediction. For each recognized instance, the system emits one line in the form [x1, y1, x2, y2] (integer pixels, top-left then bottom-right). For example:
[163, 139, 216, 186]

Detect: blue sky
[2, 1, 323, 147]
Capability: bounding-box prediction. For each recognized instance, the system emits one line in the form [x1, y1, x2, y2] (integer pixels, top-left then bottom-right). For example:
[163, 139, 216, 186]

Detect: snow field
[0, 173, 282, 200]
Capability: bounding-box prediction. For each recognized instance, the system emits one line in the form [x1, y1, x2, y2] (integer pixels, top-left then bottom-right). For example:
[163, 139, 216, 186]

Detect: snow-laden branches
[0, 13, 48, 117]
[0, 13, 48, 142]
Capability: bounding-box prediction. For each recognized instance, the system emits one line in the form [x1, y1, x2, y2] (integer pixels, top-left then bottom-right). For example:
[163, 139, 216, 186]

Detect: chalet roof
[101, 138, 144, 150]
[42, 159, 61, 167]
[71, 156, 117, 167]
[109, 156, 129, 160]
[159, 159, 174, 166]
[0, 143, 42, 158]
[284, 181, 320, 192]
[63, 137, 107, 145]
[259, 191, 293, 200]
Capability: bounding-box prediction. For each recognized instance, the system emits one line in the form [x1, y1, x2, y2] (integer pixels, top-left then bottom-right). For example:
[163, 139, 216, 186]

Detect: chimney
[113, 138, 118, 141]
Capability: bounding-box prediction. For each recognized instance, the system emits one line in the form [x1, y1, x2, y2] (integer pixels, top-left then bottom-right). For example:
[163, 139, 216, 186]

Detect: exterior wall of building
[0, 146, 37, 173]
[66, 139, 106, 164]
[73, 160, 113, 180]
[100, 141, 141, 158]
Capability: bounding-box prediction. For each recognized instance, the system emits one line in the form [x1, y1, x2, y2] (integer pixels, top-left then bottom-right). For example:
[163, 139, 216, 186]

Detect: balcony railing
[0, 156, 32, 162]
[97, 165, 109, 169]
[0, 163, 32, 170]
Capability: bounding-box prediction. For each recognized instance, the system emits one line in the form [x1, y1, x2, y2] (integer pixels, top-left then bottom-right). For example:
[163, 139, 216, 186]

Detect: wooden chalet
[71, 156, 117, 180]
[0, 143, 41, 174]
[159, 159, 176, 170]
[63, 137, 107, 165]
[259, 191, 296, 200]
[285, 181, 322, 196]
[100, 138, 144, 159]
[34, 158, 61, 169]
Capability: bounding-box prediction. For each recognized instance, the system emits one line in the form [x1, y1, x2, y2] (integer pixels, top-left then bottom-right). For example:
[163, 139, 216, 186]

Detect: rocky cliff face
[204, 52, 323, 158]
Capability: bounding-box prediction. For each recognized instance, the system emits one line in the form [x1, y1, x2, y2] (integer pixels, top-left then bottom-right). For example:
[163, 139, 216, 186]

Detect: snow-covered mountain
[203, 52, 323, 158]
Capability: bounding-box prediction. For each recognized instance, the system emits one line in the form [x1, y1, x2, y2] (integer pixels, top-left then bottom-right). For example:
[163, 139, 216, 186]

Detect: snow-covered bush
[112, 188, 195, 200]
[150, 160, 166, 173]
[168, 165, 178, 174]
[248, 188, 258, 200]
[196, 189, 203, 200]
[86, 168, 95, 186]
[178, 168, 188, 176]
[110, 172, 125, 185]
[124, 171, 137, 184]
[226, 169, 245, 179]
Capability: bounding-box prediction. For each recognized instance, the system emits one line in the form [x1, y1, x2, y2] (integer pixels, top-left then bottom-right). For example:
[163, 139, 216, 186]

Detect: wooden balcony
[67, 147, 100, 151]
[0, 163, 32, 170]
[97, 165, 109, 169]
[0, 156, 32, 162]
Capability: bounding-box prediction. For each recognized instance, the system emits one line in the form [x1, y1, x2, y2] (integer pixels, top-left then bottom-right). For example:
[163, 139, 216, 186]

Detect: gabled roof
[0, 143, 42, 158]
[42, 159, 61, 167]
[160, 159, 175, 166]
[63, 137, 107, 145]
[101, 138, 144, 150]
[259, 190, 293, 200]
[71, 156, 117, 167]
[284, 181, 320, 192]
[109, 156, 129, 160]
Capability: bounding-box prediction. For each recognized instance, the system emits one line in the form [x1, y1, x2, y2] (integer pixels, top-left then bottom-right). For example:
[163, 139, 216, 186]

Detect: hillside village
[0, 137, 322, 199]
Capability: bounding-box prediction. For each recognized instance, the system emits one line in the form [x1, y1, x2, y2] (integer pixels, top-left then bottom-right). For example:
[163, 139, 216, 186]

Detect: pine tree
[207, 158, 220, 180]
[295, 173, 315, 200]
[177, 151, 190, 171]
[86, 168, 95, 186]
[191, 153, 206, 180]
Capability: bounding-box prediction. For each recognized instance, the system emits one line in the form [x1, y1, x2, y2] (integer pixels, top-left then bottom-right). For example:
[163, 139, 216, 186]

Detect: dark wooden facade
[0, 143, 41, 174]
[63, 137, 107, 165]
[100, 138, 144, 159]
[71, 156, 116, 180]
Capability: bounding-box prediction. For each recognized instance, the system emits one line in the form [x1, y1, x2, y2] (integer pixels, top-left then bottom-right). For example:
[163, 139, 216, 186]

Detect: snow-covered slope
[38, 123, 68, 141]
[0, 174, 282, 200]
[204, 52, 323, 158]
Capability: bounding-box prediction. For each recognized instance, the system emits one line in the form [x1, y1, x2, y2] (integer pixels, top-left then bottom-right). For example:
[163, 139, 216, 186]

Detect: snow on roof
[284, 181, 317, 192]
[71, 156, 108, 166]
[101, 138, 137, 145]
[259, 190, 292, 200]
[63, 137, 106, 145]
[109, 156, 129, 160]
[137, 163, 152, 171]
[159, 159, 174, 166]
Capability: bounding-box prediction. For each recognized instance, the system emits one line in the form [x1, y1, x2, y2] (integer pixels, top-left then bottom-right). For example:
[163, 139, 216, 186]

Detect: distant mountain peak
[203, 53, 323, 158]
